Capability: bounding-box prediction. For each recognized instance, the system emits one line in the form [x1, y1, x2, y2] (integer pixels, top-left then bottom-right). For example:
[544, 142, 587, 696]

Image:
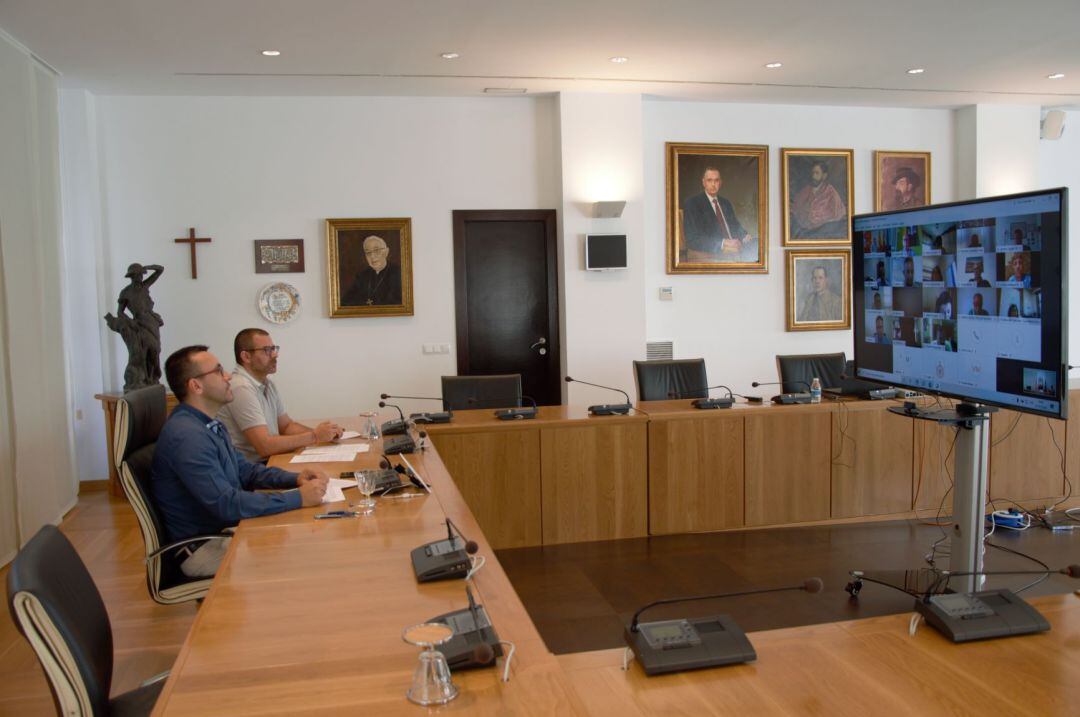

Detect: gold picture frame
[785, 250, 851, 332]
[326, 217, 414, 318]
[874, 151, 932, 212]
[781, 148, 854, 247]
[666, 142, 768, 274]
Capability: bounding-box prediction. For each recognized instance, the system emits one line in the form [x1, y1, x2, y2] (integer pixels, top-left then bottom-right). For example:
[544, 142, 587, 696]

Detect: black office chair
[633, 359, 708, 401]
[7, 524, 169, 716]
[114, 385, 228, 604]
[775, 352, 847, 393]
[441, 374, 523, 411]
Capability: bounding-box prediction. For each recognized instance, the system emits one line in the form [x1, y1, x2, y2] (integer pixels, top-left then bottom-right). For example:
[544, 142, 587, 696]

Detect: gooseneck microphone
[565, 376, 633, 416]
[751, 380, 813, 405]
[495, 394, 538, 421]
[630, 578, 824, 633]
[381, 393, 454, 424]
[669, 384, 735, 410]
[446, 517, 479, 555]
[377, 400, 410, 435]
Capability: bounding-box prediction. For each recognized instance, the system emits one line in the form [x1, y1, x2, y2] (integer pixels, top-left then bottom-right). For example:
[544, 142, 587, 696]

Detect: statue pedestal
[94, 391, 179, 497]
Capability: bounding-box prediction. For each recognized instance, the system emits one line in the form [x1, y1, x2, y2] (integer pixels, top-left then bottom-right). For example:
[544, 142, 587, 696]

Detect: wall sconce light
[592, 201, 626, 218]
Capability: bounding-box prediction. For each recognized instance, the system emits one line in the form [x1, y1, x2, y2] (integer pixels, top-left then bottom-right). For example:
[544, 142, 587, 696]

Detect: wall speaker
[1041, 110, 1066, 140]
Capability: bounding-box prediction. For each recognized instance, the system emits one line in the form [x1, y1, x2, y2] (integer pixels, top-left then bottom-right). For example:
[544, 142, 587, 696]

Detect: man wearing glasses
[218, 328, 343, 462]
[341, 235, 403, 307]
[152, 345, 330, 577]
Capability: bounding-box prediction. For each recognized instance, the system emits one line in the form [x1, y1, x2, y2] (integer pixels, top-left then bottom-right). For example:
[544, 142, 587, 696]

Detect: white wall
[66, 94, 560, 480]
[1037, 109, 1080, 366]
[643, 101, 955, 395]
[0, 27, 77, 553]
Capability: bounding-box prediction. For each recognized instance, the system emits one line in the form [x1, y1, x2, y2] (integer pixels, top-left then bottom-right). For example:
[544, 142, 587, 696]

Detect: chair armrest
[147, 534, 231, 562]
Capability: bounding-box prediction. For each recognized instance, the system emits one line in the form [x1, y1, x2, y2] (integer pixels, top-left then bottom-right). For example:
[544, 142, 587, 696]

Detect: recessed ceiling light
[610, 56, 629, 64]
[1047, 72, 1065, 80]
[764, 62, 783, 69]
[440, 52, 460, 60]
[260, 50, 281, 57]
[907, 67, 925, 75]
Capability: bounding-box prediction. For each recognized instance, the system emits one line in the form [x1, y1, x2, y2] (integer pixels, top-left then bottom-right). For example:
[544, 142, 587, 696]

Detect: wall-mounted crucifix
[174, 227, 212, 279]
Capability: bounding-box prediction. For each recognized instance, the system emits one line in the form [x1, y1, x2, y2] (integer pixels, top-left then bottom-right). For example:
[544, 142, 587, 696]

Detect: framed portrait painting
[781, 148, 854, 247]
[874, 151, 931, 212]
[785, 250, 851, 332]
[326, 217, 414, 318]
[666, 142, 768, 274]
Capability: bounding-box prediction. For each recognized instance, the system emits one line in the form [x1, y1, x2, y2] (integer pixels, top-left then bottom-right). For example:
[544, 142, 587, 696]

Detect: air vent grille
[646, 340, 673, 361]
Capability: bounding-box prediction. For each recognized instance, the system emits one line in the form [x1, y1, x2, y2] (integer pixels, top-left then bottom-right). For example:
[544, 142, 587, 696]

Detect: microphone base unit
[625, 615, 756, 676]
[494, 407, 538, 421]
[771, 393, 812, 405]
[692, 397, 734, 410]
[427, 605, 503, 670]
[867, 388, 900, 400]
[588, 403, 633, 416]
[410, 411, 453, 424]
[383, 434, 417, 455]
[411, 538, 471, 582]
[914, 589, 1049, 643]
[380, 418, 408, 436]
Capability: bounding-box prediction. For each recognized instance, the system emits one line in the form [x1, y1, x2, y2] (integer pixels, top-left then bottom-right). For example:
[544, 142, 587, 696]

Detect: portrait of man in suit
[667, 143, 767, 274]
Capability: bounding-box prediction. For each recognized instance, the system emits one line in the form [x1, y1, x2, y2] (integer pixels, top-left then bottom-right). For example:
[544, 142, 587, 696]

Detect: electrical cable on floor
[1044, 417, 1073, 514]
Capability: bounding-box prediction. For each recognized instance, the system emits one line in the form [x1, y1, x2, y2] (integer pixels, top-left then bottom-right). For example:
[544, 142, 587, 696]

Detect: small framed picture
[785, 250, 851, 332]
[874, 151, 931, 212]
[781, 148, 854, 247]
[254, 239, 305, 273]
[326, 218, 414, 318]
[666, 142, 768, 274]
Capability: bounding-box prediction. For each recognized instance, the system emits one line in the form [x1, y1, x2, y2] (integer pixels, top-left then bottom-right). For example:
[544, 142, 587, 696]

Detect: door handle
[529, 337, 547, 350]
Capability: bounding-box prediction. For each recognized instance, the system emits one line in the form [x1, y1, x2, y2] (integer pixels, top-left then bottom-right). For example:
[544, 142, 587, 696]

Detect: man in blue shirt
[152, 344, 329, 577]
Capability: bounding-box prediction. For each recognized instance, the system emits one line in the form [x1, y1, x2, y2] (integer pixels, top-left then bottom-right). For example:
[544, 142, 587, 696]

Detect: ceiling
[1, 0, 1078, 108]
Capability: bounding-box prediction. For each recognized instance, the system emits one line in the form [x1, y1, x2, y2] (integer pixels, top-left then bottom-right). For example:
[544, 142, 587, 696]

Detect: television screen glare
[852, 188, 1067, 419]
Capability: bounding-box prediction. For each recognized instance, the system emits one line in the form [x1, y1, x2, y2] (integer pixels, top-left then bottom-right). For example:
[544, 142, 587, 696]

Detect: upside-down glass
[402, 623, 458, 706]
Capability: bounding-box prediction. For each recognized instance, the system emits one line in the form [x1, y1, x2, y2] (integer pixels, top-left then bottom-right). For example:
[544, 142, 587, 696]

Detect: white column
[556, 93, 646, 405]
[956, 104, 1041, 199]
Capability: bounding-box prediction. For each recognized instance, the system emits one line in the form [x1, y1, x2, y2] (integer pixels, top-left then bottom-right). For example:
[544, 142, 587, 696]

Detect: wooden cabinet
[745, 410, 832, 526]
[831, 404, 913, 518]
[989, 410, 1066, 503]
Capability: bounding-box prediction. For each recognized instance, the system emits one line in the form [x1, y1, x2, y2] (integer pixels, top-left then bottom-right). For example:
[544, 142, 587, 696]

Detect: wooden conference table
[427, 393, 1080, 549]
[151, 419, 1080, 715]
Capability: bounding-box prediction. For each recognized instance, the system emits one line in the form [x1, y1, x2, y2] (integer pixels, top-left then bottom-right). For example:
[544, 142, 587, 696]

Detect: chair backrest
[114, 386, 171, 591]
[7, 524, 113, 716]
[633, 359, 708, 401]
[440, 374, 523, 411]
[775, 352, 847, 393]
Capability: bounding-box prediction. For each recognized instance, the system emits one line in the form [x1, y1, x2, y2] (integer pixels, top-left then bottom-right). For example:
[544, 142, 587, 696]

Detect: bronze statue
[105, 263, 164, 391]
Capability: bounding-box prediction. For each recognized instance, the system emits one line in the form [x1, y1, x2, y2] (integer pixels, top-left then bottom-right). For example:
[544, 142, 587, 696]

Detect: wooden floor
[498, 518, 1080, 654]
[0, 489, 197, 717]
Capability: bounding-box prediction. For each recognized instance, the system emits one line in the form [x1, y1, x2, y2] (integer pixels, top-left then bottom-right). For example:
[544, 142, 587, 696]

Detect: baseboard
[78, 480, 109, 493]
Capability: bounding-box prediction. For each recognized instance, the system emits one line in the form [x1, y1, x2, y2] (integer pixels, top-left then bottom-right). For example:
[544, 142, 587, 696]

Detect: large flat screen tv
[852, 188, 1068, 419]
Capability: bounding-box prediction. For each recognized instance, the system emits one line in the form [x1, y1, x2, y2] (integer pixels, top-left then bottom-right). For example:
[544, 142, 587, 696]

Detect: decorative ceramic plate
[258, 282, 300, 324]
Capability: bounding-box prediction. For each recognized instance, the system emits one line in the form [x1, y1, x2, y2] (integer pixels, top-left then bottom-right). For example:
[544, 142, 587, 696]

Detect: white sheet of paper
[322, 483, 346, 503]
[289, 447, 361, 463]
[337, 430, 363, 441]
[300, 444, 369, 455]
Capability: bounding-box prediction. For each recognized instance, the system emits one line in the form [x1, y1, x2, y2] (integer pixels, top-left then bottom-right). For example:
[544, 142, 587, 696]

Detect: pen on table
[315, 510, 358, 519]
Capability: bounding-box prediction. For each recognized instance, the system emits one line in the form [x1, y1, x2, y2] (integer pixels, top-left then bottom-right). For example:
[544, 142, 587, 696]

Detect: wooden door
[452, 210, 562, 405]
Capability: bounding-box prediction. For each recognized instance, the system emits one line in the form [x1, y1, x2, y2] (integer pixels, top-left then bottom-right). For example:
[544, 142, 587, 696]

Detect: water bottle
[810, 377, 822, 404]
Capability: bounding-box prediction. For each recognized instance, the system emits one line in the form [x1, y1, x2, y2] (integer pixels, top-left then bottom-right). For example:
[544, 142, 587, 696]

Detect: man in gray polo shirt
[217, 328, 343, 462]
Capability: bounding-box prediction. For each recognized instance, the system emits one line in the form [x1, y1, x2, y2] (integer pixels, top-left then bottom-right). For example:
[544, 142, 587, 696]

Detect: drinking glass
[355, 472, 377, 515]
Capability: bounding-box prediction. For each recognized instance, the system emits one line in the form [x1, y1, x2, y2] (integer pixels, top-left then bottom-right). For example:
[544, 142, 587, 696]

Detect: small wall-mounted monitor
[586, 234, 627, 271]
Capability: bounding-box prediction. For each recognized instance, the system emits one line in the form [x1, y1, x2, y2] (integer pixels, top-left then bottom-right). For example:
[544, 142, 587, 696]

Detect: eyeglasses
[192, 364, 226, 380]
[243, 345, 280, 357]
[364, 247, 388, 256]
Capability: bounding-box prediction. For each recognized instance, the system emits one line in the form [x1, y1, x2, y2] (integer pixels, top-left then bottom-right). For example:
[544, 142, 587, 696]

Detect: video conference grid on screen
[853, 191, 1064, 416]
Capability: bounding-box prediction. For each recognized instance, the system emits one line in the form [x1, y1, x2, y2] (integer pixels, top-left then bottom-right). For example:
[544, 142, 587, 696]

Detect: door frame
[451, 209, 561, 397]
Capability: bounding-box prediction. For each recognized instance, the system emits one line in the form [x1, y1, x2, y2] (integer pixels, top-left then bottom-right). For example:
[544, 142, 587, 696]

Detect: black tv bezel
[851, 187, 1069, 421]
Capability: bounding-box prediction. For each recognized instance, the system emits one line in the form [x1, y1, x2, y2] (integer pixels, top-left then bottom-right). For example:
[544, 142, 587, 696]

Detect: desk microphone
[446, 517, 479, 555]
[495, 394, 538, 420]
[377, 400, 409, 435]
[380, 394, 453, 424]
[668, 384, 735, 410]
[565, 376, 633, 416]
[629, 577, 824, 632]
[751, 381, 812, 405]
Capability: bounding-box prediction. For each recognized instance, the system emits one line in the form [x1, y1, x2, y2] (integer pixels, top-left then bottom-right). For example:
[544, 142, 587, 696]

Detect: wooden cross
[174, 227, 212, 279]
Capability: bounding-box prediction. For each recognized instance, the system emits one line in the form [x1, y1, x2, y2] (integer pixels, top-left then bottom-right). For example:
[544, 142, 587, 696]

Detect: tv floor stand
[888, 401, 998, 592]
